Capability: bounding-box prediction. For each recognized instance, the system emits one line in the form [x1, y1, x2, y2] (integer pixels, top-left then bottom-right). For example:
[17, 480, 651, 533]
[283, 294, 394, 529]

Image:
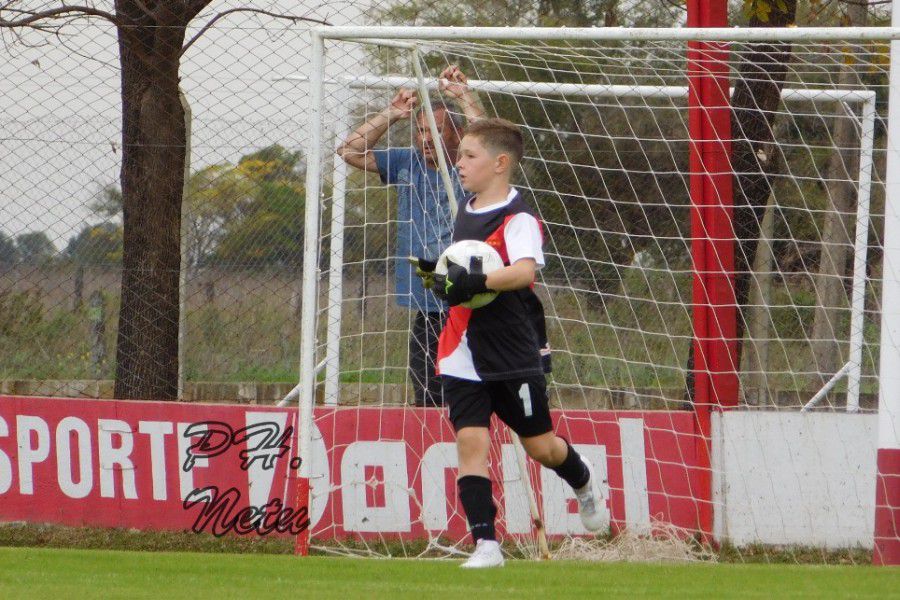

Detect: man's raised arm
[336, 89, 417, 173]
[439, 65, 485, 124]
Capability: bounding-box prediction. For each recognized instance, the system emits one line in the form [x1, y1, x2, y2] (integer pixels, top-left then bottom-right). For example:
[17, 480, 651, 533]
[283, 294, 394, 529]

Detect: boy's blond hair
[463, 118, 524, 166]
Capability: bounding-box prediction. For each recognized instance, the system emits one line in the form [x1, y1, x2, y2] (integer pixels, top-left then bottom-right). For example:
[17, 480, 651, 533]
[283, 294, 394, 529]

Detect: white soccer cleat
[460, 539, 505, 569]
[574, 456, 605, 532]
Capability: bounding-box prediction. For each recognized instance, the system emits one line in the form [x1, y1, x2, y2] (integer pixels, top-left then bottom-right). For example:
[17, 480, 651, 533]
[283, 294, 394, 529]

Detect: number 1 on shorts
[518, 383, 533, 417]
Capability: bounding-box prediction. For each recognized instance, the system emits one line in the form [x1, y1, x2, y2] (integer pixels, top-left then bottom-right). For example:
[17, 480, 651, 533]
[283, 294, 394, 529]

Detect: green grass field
[0, 547, 895, 599]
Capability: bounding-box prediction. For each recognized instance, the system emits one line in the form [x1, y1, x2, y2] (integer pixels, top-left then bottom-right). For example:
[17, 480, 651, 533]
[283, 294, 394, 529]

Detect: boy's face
[455, 134, 506, 193]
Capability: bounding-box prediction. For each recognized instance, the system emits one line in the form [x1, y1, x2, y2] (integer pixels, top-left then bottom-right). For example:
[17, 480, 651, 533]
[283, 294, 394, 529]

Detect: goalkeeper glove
[433, 259, 490, 307]
[409, 256, 438, 289]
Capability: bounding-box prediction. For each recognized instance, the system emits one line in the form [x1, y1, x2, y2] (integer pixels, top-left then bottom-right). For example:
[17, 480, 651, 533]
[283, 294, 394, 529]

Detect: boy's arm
[336, 89, 417, 173]
[434, 257, 535, 306]
[485, 258, 536, 291]
[488, 212, 544, 291]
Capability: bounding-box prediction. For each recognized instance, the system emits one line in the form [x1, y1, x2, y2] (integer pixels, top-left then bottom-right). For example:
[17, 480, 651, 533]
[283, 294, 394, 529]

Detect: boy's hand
[433, 260, 489, 306]
[409, 256, 438, 289]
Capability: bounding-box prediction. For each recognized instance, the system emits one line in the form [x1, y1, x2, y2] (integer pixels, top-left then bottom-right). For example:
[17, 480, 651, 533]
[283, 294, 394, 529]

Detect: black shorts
[442, 375, 553, 438]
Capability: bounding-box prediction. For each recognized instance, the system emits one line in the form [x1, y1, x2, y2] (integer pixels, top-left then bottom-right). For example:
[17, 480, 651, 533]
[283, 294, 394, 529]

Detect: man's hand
[438, 65, 471, 101]
[388, 89, 418, 121]
[433, 260, 489, 307]
[337, 90, 416, 173]
[438, 65, 485, 122]
[409, 256, 438, 289]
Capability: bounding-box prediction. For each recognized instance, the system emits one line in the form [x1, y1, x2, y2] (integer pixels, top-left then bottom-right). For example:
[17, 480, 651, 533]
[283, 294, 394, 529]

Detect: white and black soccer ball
[436, 240, 504, 309]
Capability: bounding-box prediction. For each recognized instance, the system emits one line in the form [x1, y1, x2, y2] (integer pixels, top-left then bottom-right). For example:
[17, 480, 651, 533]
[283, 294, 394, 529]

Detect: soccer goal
[293, 26, 900, 564]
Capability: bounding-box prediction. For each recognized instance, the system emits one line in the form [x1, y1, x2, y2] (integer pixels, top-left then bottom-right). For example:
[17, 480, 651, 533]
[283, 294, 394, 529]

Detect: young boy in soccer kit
[422, 118, 604, 569]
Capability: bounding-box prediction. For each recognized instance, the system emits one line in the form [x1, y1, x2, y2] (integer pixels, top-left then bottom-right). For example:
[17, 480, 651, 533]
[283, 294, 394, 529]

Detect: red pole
[701, 1, 738, 412]
[688, 0, 734, 543]
[687, 0, 711, 541]
[294, 476, 311, 555]
[291, 409, 310, 556]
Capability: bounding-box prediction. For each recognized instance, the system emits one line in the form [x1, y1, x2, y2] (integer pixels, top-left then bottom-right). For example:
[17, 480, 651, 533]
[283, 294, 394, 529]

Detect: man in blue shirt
[337, 66, 484, 406]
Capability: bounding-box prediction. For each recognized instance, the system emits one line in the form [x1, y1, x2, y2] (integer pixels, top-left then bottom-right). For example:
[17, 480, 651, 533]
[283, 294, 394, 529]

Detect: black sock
[458, 475, 496, 542]
[551, 441, 590, 490]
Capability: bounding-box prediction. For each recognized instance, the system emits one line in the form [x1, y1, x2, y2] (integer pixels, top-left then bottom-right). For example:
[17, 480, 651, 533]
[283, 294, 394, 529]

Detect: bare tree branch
[658, 0, 687, 14]
[0, 2, 165, 67]
[0, 4, 120, 28]
[181, 8, 331, 56]
[186, 0, 213, 21]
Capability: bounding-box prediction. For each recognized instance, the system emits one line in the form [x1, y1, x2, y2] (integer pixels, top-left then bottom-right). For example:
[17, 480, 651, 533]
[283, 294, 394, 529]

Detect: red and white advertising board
[0, 396, 702, 541]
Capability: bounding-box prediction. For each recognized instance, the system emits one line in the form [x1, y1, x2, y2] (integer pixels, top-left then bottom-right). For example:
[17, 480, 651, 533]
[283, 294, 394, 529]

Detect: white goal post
[292, 25, 900, 562]
[296, 75, 877, 414]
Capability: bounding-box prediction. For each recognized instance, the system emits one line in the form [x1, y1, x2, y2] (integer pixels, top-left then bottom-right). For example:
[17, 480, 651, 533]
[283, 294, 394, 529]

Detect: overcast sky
[1, 0, 375, 250]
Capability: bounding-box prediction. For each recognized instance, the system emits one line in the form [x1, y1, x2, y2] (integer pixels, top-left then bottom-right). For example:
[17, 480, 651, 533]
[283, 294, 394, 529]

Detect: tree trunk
[685, 5, 797, 404]
[730, 3, 798, 371]
[113, 2, 189, 400]
[741, 189, 776, 405]
[810, 2, 869, 390]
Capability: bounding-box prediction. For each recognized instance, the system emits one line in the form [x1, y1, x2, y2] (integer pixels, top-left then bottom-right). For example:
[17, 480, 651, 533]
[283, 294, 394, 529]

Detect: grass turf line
[0, 547, 895, 599]
[0, 522, 875, 564]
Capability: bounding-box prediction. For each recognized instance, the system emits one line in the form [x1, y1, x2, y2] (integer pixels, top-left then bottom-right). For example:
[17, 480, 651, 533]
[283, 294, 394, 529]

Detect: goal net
[295, 27, 895, 562]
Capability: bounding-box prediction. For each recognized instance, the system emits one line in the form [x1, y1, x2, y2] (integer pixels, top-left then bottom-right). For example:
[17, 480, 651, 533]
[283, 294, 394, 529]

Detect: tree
[0, 232, 19, 266]
[87, 168, 255, 270]
[730, 1, 799, 379]
[675, 0, 799, 403]
[84, 147, 305, 270]
[89, 182, 124, 219]
[810, 0, 869, 389]
[214, 145, 306, 268]
[213, 181, 306, 267]
[375, 0, 809, 401]
[64, 224, 123, 265]
[1, 4, 326, 400]
[182, 164, 253, 269]
[372, 0, 680, 28]
[16, 232, 56, 265]
[374, 0, 687, 304]
[237, 144, 305, 183]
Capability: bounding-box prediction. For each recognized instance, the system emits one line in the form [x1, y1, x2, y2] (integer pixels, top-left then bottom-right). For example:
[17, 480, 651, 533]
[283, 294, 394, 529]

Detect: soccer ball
[436, 240, 504, 309]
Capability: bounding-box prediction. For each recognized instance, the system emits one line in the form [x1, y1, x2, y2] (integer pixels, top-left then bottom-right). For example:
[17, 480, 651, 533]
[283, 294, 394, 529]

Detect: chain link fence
[0, 0, 892, 407]
[1, 1, 368, 399]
